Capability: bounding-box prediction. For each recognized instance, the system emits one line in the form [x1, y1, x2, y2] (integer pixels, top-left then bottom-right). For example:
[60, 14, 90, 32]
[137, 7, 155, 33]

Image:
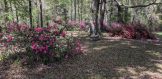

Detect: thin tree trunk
[74, 0, 77, 20]
[71, 0, 73, 20]
[15, 7, 19, 23]
[36, 0, 40, 27]
[4, 0, 8, 13]
[29, 0, 33, 28]
[77, 0, 80, 21]
[39, 0, 43, 27]
[109, 0, 113, 26]
[80, 0, 83, 21]
[4, 0, 8, 23]
[9, 1, 14, 18]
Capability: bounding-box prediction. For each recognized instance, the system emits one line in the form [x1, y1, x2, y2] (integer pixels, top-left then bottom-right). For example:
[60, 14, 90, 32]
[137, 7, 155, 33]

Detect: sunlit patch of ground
[0, 31, 162, 79]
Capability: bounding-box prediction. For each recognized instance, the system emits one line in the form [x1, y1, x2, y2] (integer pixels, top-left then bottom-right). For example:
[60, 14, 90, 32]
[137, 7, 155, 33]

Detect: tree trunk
[14, 4, 19, 23]
[29, 0, 33, 28]
[99, 0, 106, 31]
[94, 0, 100, 35]
[71, 0, 73, 20]
[4, 0, 8, 13]
[39, 0, 43, 27]
[80, 0, 83, 21]
[35, 0, 40, 27]
[77, 0, 80, 21]
[74, 0, 77, 20]
[4, 0, 9, 23]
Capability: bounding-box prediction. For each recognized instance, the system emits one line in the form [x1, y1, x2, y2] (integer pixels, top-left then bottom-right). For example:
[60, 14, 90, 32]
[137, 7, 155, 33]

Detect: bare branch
[114, 0, 162, 8]
[125, 2, 162, 8]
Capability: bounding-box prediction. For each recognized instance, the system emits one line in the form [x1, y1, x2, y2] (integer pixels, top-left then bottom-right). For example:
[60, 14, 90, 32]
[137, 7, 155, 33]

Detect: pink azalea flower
[43, 45, 48, 53]
[7, 35, 14, 42]
[54, 30, 59, 35]
[80, 21, 86, 29]
[68, 20, 77, 26]
[39, 34, 45, 41]
[31, 42, 38, 50]
[61, 31, 66, 37]
[34, 27, 44, 33]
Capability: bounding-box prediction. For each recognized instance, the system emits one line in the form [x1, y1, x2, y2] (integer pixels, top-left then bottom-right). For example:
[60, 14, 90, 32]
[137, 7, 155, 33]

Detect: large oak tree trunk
[92, 0, 100, 35]
[99, 0, 106, 31]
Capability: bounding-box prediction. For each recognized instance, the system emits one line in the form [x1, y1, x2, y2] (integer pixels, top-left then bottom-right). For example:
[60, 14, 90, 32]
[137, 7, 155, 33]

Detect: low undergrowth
[107, 22, 157, 40]
[0, 21, 83, 65]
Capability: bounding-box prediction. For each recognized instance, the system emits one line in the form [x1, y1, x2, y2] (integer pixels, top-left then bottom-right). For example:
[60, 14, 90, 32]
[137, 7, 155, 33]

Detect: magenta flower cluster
[73, 40, 82, 54]
[67, 20, 86, 30]
[7, 22, 30, 33]
[31, 27, 57, 54]
[0, 34, 14, 47]
[2, 20, 83, 60]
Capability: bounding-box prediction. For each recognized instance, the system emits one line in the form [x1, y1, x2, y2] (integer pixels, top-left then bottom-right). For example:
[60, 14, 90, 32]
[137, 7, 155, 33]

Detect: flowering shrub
[25, 26, 83, 63]
[109, 22, 124, 36]
[6, 35, 14, 42]
[7, 21, 18, 32]
[132, 23, 157, 39]
[0, 33, 3, 39]
[0, 34, 15, 47]
[68, 20, 78, 26]
[1, 20, 83, 64]
[55, 16, 63, 24]
[122, 24, 135, 39]
[7, 22, 30, 35]
[67, 20, 87, 31]
[34, 27, 44, 33]
[108, 22, 157, 40]
[79, 21, 86, 30]
[100, 21, 109, 32]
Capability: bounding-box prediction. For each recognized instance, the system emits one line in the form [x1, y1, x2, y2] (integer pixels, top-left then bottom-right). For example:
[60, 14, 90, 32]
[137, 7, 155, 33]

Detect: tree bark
[70, 0, 73, 20]
[4, 0, 8, 13]
[99, 0, 106, 31]
[39, 0, 43, 27]
[4, 0, 9, 23]
[80, 0, 83, 21]
[74, 0, 77, 20]
[77, 0, 80, 21]
[13, 3, 18, 23]
[117, 4, 124, 23]
[94, 0, 100, 35]
[29, 0, 33, 28]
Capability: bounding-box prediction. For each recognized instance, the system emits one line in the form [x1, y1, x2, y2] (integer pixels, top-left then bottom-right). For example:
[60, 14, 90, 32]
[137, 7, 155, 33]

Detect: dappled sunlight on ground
[93, 46, 108, 51]
[0, 32, 162, 79]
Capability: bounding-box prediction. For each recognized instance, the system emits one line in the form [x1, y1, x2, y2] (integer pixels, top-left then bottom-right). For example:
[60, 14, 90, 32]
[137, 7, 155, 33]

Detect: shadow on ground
[0, 34, 162, 79]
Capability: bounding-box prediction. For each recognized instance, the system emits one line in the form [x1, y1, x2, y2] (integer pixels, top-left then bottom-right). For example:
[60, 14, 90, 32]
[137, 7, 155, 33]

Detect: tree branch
[126, 2, 162, 8]
[114, 0, 162, 8]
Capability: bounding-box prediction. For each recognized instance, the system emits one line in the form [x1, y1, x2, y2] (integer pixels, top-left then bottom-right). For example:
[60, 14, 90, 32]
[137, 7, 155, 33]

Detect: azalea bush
[67, 20, 86, 31]
[7, 22, 30, 34]
[109, 22, 124, 36]
[26, 27, 82, 63]
[0, 21, 83, 64]
[107, 22, 157, 40]
[0, 34, 15, 47]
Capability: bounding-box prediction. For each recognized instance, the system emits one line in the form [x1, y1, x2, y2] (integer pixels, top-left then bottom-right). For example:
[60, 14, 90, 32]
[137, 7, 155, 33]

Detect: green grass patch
[156, 32, 162, 39]
[156, 32, 162, 35]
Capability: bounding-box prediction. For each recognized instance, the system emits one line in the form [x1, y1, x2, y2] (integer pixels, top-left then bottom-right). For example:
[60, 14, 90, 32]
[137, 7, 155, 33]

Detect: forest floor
[0, 32, 162, 79]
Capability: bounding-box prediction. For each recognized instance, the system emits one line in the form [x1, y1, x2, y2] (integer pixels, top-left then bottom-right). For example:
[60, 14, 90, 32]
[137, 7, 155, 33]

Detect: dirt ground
[0, 32, 162, 79]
